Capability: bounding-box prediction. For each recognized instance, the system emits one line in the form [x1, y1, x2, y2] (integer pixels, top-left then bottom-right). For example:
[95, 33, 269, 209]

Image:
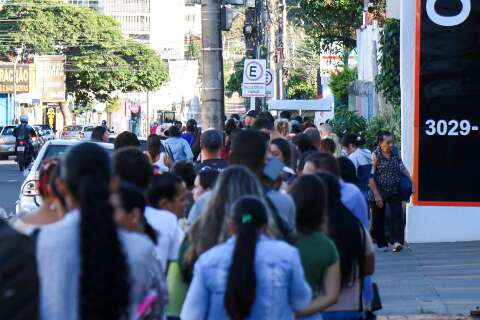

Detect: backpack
[0, 222, 38, 320]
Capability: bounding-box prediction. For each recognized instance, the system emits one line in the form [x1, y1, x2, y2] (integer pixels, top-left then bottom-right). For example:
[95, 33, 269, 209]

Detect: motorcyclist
[13, 115, 36, 169]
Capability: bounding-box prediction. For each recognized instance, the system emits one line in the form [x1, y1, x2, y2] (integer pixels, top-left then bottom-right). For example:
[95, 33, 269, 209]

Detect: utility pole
[244, 0, 257, 111]
[13, 58, 17, 124]
[201, 0, 225, 130]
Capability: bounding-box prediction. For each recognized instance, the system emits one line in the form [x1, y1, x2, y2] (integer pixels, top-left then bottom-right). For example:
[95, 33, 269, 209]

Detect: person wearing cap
[194, 129, 228, 172]
[244, 110, 257, 128]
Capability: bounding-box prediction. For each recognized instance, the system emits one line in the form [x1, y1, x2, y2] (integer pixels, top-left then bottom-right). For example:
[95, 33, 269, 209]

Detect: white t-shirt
[144, 206, 185, 272]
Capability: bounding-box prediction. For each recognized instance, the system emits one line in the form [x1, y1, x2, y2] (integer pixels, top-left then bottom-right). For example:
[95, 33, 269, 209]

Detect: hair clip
[242, 213, 252, 224]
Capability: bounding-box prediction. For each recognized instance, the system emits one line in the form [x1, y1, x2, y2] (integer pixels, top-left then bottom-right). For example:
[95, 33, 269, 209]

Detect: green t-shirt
[296, 232, 339, 295]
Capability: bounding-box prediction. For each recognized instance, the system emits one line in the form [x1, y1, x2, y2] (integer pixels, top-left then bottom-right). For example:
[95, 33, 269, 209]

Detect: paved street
[0, 160, 24, 217]
[374, 242, 480, 316]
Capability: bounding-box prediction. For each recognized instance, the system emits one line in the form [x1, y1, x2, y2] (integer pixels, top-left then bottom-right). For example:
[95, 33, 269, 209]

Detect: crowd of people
[1, 110, 414, 320]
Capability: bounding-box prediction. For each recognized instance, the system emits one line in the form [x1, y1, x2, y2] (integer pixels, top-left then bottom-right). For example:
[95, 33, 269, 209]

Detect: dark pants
[371, 195, 404, 247]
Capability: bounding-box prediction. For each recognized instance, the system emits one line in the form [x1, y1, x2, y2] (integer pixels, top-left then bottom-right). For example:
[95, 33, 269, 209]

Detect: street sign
[128, 101, 140, 114]
[265, 69, 274, 98]
[414, 0, 479, 205]
[242, 59, 266, 97]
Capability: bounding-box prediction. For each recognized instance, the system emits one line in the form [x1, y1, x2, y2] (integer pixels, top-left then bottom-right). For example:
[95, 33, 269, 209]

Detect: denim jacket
[165, 137, 194, 162]
[37, 210, 167, 320]
[180, 235, 312, 320]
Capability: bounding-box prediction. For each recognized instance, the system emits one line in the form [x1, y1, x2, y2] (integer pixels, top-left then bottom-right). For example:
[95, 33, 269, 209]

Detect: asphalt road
[0, 160, 24, 217]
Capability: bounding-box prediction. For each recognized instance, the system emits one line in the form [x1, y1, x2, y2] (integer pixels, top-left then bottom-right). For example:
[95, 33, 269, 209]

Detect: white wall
[184, 4, 202, 37]
[357, 23, 380, 82]
[387, 0, 401, 19]
[401, 0, 480, 243]
[150, 0, 185, 60]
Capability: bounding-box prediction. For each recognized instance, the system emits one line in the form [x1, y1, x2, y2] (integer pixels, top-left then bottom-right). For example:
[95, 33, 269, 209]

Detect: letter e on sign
[245, 60, 264, 83]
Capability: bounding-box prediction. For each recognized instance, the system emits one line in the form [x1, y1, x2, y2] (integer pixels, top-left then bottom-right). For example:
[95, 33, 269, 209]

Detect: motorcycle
[16, 139, 32, 172]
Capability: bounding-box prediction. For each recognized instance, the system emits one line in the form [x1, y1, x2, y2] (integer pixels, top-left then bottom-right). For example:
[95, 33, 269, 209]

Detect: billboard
[0, 64, 30, 93]
[35, 56, 66, 102]
[414, 0, 480, 205]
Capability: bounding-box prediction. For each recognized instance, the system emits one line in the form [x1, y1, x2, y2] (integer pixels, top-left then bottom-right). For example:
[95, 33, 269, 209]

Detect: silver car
[34, 124, 55, 142]
[15, 140, 114, 216]
[61, 125, 83, 140]
[0, 126, 17, 159]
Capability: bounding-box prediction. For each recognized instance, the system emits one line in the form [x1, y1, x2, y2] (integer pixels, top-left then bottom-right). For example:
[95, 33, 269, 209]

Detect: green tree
[329, 67, 357, 105]
[329, 106, 366, 138]
[365, 105, 401, 150]
[225, 58, 244, 98]
[289, 0, 386, 60]
[290, 0, 363, 57]
[0, 0, 168, 111]
[119, 40, 168, 92]
[185, 40, 201, 61]
[287, 72, 316, 99]
[376, 19, 400, 107]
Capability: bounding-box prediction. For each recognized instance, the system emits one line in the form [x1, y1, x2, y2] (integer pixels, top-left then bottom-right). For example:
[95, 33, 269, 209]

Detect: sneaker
[392, 242, 403, 252]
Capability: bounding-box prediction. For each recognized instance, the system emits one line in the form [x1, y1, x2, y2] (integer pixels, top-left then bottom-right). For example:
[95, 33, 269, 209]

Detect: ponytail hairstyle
[118, 182, 157, 244]
[62, 143, 130, 320]
[225, 196, 268, 320]
[316, 172, 366, 289]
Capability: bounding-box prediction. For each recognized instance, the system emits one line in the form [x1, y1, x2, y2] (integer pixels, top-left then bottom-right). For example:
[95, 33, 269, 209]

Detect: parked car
[34, 124, 55, 141]
[79, 126, 94, 140]
[62, 126, 93, 140]
[15, 139, 114, 215]
[0, 126, 16, 159]
[108, 135, 147, 151]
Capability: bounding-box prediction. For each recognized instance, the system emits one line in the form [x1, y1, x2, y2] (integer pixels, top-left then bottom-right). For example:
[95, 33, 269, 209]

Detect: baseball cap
[245, 110, 257, 118]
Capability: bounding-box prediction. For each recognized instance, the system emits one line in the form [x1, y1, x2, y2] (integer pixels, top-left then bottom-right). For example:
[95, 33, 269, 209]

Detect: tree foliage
[290, 0, 363, 54]
[225, 58, 244, 98]
[329, 105, 366, 138]
[376, 19, 400, 107]
[287, 72, 316, 99]
[365, 105, 401, 150]
[329, 67, 357, 105]
[0, 0, 168, 110]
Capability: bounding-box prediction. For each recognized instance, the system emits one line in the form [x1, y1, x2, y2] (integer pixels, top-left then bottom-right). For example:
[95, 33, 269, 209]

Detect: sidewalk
[373, 241, 480, 317]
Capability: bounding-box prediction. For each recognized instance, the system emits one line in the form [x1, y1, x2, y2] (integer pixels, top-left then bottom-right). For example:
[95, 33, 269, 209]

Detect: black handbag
[370, 283, 382, 312]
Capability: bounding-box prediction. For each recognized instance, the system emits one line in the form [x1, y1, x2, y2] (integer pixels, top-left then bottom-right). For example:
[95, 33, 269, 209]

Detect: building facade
[66, 0, 100, 9]
[66, 0, 185, 60]
[101, 0, 151, 46]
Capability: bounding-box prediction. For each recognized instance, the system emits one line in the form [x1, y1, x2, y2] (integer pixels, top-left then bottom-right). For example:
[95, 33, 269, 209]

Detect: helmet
[20, 115, 28, 123]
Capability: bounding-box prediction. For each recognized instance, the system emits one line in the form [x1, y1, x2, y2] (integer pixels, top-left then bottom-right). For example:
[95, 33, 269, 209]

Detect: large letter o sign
[426, 0, 471, 26]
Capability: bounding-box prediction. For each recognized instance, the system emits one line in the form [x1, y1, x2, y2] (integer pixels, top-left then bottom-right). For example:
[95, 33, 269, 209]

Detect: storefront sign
[414, 0, 479, 205]
[35, 56, 66, 102]
[0, 64, 30, 93]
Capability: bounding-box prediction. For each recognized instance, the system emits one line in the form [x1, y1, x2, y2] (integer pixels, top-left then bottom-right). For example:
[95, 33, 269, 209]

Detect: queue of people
[2, 111, 414, 320]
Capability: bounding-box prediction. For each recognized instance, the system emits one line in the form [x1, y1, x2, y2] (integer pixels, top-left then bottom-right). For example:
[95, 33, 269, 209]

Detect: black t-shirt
[194, 159, 228, 172]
